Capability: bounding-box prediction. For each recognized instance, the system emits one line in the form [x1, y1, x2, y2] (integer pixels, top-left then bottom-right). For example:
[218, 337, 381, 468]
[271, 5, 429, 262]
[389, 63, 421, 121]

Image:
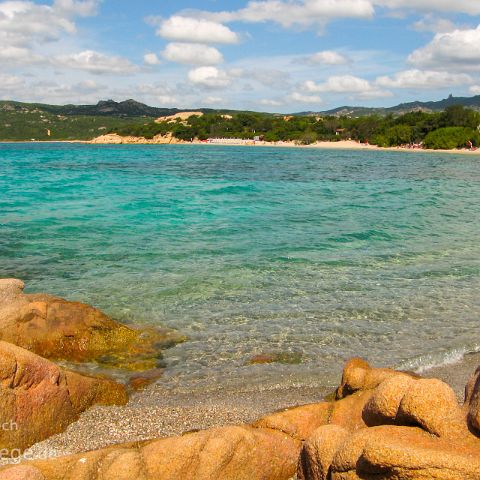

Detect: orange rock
[335, 357, 407, 399]
[5, 357, 480, 480]
[330, 425, 480, 479]
[0, 279, 185, 369]
[0, 426, 301, 480]
[299, 359, 480, 479]
[465, 365, 480, 434]
[254, 403, 332, 440]
[0, 465, 45, 480]
[127, 368, 165, 391]
[0, 341, 126, 453]
[297, 425, 349, 480]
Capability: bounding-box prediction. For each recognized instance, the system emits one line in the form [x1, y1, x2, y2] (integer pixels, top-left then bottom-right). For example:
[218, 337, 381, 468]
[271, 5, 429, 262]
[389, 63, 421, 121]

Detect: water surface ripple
[1, 143, 479, 390]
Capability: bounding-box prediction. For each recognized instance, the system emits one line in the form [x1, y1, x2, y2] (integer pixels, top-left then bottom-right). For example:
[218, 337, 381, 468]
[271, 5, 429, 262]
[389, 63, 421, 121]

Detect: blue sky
[1, 0, 480, 112]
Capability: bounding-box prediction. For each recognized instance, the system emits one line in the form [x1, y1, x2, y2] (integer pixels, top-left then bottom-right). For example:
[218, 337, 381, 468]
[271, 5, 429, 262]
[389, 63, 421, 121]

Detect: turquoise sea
[1, 143, 479, 391]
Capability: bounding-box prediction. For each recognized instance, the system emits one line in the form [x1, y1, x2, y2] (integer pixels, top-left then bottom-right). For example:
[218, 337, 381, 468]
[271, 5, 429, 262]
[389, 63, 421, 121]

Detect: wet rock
[0, 279, 185, 369]
[127, 368, 165, 391]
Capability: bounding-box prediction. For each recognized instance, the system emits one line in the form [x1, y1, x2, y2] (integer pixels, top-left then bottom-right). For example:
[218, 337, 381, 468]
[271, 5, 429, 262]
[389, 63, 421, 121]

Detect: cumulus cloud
[144, 53, 161, 65]
[181, 0, 480, 36]
[0, 0, 100, 65]
[412, 16, 456, 34]
[54, 50, 139, 74]
[162, 43, 223, 65]
[260, 98, 284, 106]
[196, 0, 374, 31]
[469, 85, 480, 95]
[305, 50, 350, 65]
[376, 69, 473, 88]
[157, 95, 178, 105]
[53, 0, 100, 17]
[303, 75, 390, 98]
[373, 0, 480, 15]
[0, 74, 25, 92]
[203, 96, 225, 105]
[188, 67, 233, 88]
[289, 91, 323, 104]
[408, 26, 480, 71]
[157, 16, 239, 44]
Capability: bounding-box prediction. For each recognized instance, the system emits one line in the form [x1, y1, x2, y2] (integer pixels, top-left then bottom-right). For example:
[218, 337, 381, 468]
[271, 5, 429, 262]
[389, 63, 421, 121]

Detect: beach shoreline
[2, 138, 480, 155]
[19, 350, 480, 462]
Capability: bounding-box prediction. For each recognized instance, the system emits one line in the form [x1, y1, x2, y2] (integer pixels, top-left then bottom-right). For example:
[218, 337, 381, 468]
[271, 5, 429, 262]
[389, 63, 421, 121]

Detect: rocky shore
[1, 277, 480, 479]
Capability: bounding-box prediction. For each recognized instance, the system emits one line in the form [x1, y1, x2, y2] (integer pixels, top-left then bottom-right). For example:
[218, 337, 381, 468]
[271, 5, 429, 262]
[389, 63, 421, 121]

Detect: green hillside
[1, 95, 480, 143]
[0, 101, 149, 141]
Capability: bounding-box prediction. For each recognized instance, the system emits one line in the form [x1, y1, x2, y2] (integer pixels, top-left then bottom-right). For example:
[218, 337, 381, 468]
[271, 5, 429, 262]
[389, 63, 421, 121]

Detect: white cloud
[373, 0, 480, 15]
[408, 26, 480, 71]
[144, 53, 161, 65]
[303, 75, 391, 98]
[157, 95, 178, 105]
[0, 0, 100, 65]
[203, 96, 225, 105]
[260, 98, 284, 106]
[157, 16, 239, 44]
[188, 66, 232, 88]
[53, 0, 100, 17]
[54, 50, 139, 74]
[469, 85, 480, 95]
[376, 69, 473, 88]
[305, 50, 350, 65]
[162, 43, 223, 66]
[289, 91, 323, 104]
[412, 16, 456, 34]
[200, 0, 374, 30]
[0, 74, 25, 91]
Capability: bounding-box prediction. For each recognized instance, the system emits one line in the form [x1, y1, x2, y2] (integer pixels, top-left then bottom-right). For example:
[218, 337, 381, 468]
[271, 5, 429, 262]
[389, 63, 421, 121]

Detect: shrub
[423, 127, 480, 150]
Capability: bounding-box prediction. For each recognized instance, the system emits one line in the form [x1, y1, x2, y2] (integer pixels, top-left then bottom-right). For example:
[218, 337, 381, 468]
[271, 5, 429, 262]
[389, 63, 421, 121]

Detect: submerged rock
[0, 279, 185, 370]
[0, 340, 127, 453]
[246, 352, 303, 365]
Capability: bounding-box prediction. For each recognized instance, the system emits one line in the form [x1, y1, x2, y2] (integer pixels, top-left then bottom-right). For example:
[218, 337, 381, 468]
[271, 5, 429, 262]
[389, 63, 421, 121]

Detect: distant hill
[0, 99, 182, 118]
[304, 94, 480, 117]
[0, 99, 249, 119]
[0, 100, 252, 140]
[2, 94, 480, 141]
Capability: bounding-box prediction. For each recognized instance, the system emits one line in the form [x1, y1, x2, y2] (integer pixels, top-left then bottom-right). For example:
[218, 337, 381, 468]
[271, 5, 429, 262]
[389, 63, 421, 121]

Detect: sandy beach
[3, 138, 480, 155]
[83, 134, 480, 154]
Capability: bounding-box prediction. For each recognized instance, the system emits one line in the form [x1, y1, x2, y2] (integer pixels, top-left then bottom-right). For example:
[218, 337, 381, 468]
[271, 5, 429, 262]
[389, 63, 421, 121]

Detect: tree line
[110, 105, 480, 150]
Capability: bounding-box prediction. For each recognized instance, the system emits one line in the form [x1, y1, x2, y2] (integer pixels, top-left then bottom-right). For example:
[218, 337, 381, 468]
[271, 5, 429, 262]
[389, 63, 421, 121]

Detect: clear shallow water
[1, 143, 479, 391]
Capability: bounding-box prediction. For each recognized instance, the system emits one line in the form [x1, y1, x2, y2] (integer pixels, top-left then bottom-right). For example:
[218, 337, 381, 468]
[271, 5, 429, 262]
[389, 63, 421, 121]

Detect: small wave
[201, 185, 257, 195]
[399, 345, 480, 374]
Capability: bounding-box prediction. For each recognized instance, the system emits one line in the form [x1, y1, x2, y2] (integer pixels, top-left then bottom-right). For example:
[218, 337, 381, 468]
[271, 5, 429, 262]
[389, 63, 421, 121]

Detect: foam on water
[1, 143, 479, 390]
[399, 345, 480, 374]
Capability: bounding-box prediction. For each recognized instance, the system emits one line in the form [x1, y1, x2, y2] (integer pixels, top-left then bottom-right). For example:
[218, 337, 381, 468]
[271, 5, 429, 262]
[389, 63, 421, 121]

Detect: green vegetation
[1, 98, 479, 150]
[0, 102, 148, 141]
[424, 127, 480, 150]
[112, 105, 480, 150]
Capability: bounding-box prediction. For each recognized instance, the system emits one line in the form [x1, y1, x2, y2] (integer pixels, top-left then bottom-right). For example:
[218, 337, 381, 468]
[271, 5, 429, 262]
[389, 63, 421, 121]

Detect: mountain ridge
[2, 94, 480, 119]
